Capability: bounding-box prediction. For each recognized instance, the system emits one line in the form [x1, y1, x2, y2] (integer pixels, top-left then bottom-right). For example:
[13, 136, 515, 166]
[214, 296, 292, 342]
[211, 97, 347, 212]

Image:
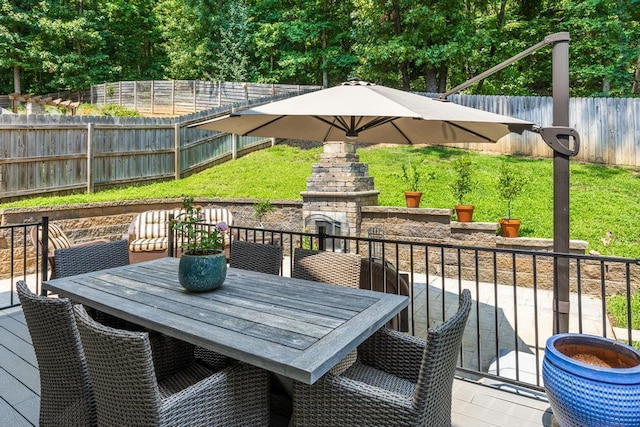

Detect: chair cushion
[39, 223, 72, 254]
[342, 361, 416, 397]
[135, 210, 169, 239]
[129, 237, 168, 252]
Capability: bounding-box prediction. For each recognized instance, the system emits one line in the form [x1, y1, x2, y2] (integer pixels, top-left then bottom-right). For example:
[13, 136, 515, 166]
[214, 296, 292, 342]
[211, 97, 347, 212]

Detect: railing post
[40, 216, 49, 296]
[318, 226, 327, 251]
[168, 213, 175, 257]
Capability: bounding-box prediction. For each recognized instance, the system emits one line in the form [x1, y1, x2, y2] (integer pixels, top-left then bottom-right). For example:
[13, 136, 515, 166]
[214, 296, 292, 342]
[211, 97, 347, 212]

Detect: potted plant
[496, 161, 527, 237]
[397, 158, 435, 208]
[543, 333, 640, 427]
[449, 155, 476, 222]
[252, 199, 274, 228]
[171, 197, 229, 292]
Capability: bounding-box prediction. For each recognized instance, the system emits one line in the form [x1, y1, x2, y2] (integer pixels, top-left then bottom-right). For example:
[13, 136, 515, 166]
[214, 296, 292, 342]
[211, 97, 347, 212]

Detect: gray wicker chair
[292, 289, 473, 427]
[292, 248, 361, 288]
[54, 239, 130, 278]
[73, 304, 270, 427]
[230, 240, 283, 275]
[292, 248, 361, 375]
[55, 239, 196, 380]
[16, 280, 96, 427]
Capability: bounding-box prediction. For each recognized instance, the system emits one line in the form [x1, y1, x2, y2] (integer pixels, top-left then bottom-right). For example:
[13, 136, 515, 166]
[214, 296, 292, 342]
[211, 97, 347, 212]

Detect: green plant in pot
[496, 161, 528, 237]
[449, 155, 476, 222]
[171, 197, 228, 291]
[252, 199, 274, 228]
[396, 158, 435, 208]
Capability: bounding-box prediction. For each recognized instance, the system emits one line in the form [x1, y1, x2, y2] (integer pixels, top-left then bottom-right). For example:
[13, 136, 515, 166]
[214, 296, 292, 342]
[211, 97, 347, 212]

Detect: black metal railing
[3, 219, 639, 393]
[228, 225, 639, 392]
[0, 219, 49, 309]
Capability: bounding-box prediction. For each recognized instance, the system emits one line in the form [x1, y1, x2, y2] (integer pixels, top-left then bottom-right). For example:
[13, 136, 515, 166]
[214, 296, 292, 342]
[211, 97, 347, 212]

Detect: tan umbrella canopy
[195, 79, 534, 144]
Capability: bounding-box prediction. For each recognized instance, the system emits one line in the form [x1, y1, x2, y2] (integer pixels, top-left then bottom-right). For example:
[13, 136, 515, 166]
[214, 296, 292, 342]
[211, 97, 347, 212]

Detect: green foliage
[2, 0, 639, 96]
[171, 197, 228, 255]
[496, 161, 529, 219]
[450, 155, 475, 206]
[252, 199, 274, 223]
[608, 294, 640, 329]
[397, 158, 435, 192]
[100, 104, 141, 117]
[76, 103, 140, 117]
[3, 144, 640, 258]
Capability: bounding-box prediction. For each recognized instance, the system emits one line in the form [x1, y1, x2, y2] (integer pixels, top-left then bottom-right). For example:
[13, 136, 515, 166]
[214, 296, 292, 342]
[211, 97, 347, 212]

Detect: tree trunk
[476, 0, 507, 93]
[633, 55, 640, 96]
[13, 66, 21, 94]
[425, 68, 437, 93]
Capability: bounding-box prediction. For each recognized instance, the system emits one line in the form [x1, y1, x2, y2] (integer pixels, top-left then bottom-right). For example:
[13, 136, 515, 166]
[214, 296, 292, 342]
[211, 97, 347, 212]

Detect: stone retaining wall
[2, 198, 635, 297]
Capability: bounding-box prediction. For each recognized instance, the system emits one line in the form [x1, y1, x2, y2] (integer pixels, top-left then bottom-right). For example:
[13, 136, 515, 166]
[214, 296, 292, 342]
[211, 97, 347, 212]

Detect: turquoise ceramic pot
[178, 252, 227, 292]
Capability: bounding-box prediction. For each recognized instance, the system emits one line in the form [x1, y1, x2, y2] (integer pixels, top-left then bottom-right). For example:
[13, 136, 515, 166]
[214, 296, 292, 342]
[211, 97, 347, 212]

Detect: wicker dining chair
[73, 304, 270, 427]
[53, 239, 130, 278]
[16, 280, 97, 427]
[292, 248, 361, 375]
[55, 239, 196, 380]
[230, 240, 283, 275]
[292, 248, 361, 288]
[292, 289, 473, 427]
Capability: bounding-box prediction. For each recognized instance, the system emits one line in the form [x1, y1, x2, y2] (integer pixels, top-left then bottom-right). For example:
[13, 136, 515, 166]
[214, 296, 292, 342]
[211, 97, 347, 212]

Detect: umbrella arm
[533, 126, 581, 156]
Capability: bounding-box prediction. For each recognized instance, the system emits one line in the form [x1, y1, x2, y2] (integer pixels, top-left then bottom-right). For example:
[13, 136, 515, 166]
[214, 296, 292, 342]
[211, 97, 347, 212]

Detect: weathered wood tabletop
[43, 257, 408, 384]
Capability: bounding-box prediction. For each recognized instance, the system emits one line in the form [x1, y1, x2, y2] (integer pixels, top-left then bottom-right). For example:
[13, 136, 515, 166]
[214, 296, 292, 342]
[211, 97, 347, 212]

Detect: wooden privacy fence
[1, 90, 639, 200]
[89, 80, 320, 117]
[435, 93, 640, 167]
[0, 96, 299, 200]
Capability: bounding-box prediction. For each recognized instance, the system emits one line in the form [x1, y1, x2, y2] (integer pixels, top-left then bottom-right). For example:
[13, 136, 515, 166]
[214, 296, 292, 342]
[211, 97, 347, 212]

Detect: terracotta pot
[499, 218, 521, 237]
[404, 191, 422, 208]
[455, 205, 475, 222]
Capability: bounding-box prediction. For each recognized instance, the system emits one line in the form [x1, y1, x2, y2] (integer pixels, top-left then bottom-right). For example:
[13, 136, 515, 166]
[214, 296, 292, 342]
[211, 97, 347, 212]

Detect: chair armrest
[73, 238, 111, 248]
[293, 373, 413, 425]
[161, 362, 269, 424]
[358, 327, 425, 383]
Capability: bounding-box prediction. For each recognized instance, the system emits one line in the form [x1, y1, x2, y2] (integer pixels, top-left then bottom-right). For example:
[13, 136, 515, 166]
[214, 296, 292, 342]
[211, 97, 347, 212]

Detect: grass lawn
[2, 142, 639, 259]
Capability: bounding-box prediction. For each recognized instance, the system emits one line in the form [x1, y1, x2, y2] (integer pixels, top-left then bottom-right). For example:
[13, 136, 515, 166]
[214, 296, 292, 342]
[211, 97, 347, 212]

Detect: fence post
[174, 123, 181, 179]
[87, 123, 94, 193]
[193, 80, 197, 112]
[172, 80, 175, 116]
[151, 80, 155, 115]
[232, 134, 238, 160]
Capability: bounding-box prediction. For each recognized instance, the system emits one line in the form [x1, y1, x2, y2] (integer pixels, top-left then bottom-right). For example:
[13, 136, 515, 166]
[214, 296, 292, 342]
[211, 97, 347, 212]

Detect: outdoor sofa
[124, 207, 234, 263]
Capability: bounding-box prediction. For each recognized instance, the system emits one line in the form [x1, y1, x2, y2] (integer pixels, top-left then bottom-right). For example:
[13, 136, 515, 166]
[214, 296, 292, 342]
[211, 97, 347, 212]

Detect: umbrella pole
[441, 32, 580, 334]
[552, 38, 571, 334]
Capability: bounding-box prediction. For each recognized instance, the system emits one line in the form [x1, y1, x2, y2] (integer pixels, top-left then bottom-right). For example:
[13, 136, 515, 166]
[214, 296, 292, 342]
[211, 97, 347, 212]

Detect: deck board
[0, 305, 553, 426]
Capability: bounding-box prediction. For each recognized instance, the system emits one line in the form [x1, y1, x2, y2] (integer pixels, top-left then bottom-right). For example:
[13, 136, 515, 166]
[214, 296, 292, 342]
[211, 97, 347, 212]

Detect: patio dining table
[43, 257, 408, 384]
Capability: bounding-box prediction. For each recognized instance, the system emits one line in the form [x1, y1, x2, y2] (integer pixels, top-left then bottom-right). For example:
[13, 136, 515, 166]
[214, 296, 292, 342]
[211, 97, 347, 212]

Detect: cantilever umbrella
[194, 80, 534, 144]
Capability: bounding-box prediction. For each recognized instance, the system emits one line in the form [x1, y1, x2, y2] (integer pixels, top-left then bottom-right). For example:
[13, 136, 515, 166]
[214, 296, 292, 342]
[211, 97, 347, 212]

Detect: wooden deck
[0, 305, 553, 426]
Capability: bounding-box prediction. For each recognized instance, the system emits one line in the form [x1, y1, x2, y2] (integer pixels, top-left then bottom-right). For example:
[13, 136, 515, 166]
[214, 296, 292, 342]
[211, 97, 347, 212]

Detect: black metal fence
[3, 220, 638, 393]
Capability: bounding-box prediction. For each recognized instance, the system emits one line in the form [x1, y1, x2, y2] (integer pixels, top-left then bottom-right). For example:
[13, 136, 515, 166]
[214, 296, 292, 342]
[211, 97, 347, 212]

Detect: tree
[0, 0, 38, 93]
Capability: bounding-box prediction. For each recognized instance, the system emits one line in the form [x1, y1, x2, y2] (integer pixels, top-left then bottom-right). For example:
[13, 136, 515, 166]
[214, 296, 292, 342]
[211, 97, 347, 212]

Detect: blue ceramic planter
[543, 333, 640, 427]
[178, 252, 227, 292]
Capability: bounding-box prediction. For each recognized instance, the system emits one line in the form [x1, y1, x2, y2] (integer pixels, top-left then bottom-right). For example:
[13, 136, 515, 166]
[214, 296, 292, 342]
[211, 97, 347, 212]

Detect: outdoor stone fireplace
[300, 141, 378, 250]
